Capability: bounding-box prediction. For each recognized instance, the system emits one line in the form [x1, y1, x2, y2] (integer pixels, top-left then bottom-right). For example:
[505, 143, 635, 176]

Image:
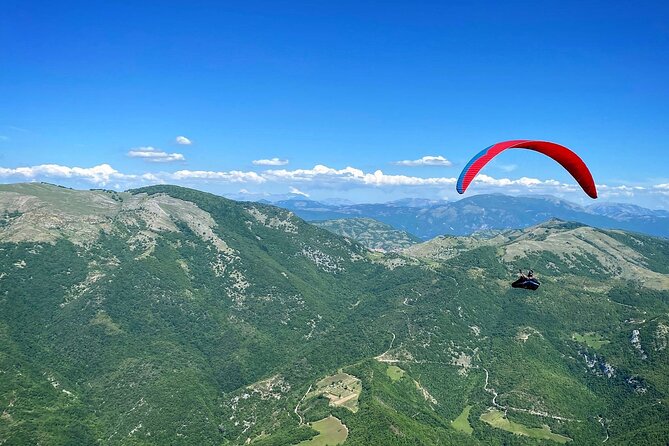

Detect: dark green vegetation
[313, 217, 420, 251]
[1, 183, 668, 445]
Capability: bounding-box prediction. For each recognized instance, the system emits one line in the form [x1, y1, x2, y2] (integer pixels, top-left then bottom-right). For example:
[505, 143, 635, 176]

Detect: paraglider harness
[512, 269, 540, 290]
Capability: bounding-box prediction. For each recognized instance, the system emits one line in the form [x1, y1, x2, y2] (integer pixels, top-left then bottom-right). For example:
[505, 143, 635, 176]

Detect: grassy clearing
[451, 405, 473, 435]
[296, 416, 348, 446]
[89, 310, 123, 335]
[386, 365, 405, 382]
[572, 332, 610, 349]
[309, 372, 362, 412]
[480, 410, 571, 443]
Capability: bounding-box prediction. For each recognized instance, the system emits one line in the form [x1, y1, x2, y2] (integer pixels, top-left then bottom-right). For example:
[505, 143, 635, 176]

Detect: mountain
[587, 202, 669, 220]
[312, 218, 421, 252]
[320, 198, 357, 206]
[274, 194, 669, 239]
[223, 190, 309, 203]
[1, 183, 668, 445]
[387, 197, 446, 208]
[404, 218, 669, 288]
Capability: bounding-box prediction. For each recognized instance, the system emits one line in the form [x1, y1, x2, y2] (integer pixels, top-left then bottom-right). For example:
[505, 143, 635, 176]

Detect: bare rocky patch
[246, 375, 291, 401]
[654, 322, 669, 351]
[631, 329, 647, 359]
[413, 379, 438, 405]
[62, 269, 105, 307]
[300, 245, 343, 273]
[516, 327, 543, 343]
[245, 207, 298, 234]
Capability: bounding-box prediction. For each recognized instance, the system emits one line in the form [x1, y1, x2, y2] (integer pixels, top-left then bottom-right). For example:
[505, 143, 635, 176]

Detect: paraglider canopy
[457, 140, 597, 199]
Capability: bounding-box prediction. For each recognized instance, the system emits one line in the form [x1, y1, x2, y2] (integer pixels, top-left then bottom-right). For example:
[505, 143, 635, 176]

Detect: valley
[0, 183, 668, 445]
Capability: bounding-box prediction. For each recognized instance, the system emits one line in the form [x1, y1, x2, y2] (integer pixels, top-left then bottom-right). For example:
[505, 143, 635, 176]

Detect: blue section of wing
[456, 145, 493, 193]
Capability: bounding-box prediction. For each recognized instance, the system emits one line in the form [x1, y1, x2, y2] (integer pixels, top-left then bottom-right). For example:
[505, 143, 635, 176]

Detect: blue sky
[2, 1, 669, 207]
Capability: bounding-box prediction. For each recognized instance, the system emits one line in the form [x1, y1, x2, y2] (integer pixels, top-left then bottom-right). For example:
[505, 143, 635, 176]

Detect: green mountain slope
[312, 217, 421, 252]
[0, 184, 668, 445]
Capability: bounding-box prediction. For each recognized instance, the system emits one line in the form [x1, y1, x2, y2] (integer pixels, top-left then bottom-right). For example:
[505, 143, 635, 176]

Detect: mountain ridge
[1, 183, 668, 445]
[272, 194, 669, 239]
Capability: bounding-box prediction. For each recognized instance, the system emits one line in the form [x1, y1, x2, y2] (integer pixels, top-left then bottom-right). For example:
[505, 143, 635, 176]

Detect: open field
[451, 405, 473, 435]
[480, 410, 571, 443]
[386, 365, 405, 382]
[296, 416, 348, 446]
[572, 332, 610, 349]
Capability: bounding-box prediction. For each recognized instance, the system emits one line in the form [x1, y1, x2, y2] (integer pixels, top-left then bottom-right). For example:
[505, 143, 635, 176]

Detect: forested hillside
[0, 183, 667, 445]
[313, 217, 420, 251]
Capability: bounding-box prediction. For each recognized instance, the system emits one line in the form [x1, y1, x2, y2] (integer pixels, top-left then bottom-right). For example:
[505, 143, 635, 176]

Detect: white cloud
[264, 165, 456, 187]
[175, 136, 192, 145]
[0, 163, 134, 186]
[474, 174, 563, 188]
[393, 155, 453, 167]
[289, 186, 310, 197]
[172, 169, 265, 183]
[128, 147, 185, 163]
[252, 157, 289, 166]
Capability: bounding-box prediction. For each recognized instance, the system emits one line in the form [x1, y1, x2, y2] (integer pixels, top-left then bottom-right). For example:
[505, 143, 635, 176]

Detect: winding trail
[482, 368, 581, 422]
[376, 358, 452, 365]
[374, 332, 396, 361]
[388, 332, 396, 350]
[483, 368, 501, 409]
[607, 299, 647, 314]
[294, 384, 312, 426]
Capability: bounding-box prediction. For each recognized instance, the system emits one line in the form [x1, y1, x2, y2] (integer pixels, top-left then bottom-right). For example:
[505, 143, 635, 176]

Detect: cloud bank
[0, 164, 158, 185]
[1, 161, 667, 208]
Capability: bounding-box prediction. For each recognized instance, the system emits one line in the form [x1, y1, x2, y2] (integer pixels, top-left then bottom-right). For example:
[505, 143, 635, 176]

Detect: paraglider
[456, 140, 597, 199]
[456, 140, 594, 290]
[512, 269, 540, 291]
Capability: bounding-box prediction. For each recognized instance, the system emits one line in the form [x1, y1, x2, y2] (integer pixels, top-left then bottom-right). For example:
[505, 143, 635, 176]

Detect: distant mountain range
[272, 194, 669, 239]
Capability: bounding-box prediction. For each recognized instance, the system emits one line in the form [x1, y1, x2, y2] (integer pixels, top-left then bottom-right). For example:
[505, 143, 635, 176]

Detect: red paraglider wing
[456, 140, 597, 198]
